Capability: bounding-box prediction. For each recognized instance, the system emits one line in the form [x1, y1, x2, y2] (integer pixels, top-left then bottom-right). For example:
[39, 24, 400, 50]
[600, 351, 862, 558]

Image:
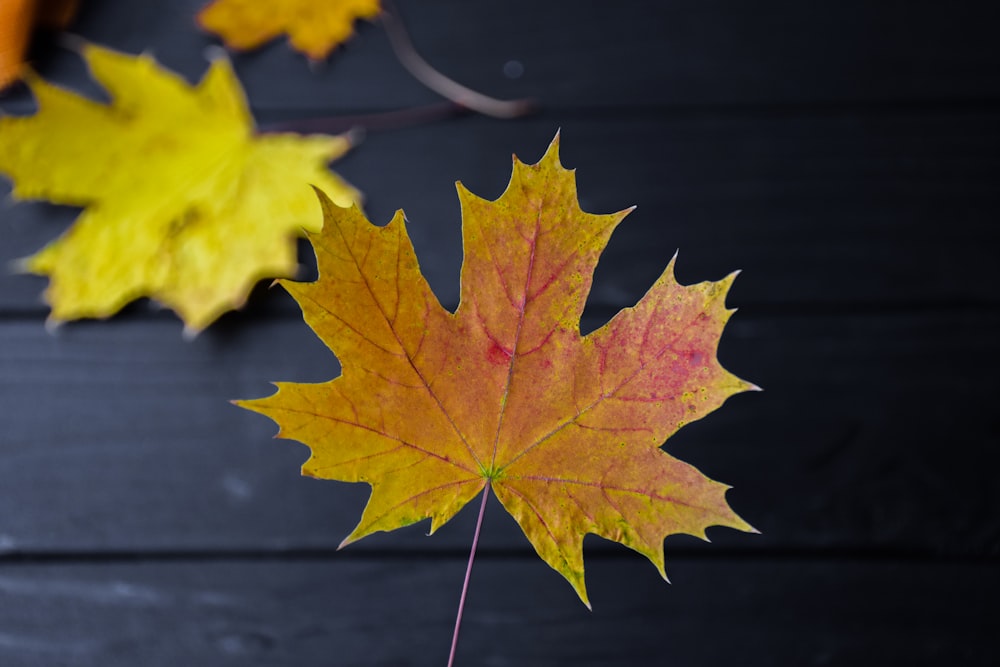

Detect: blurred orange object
[0, 0, 35, 89]
[0, 0, 80, 90]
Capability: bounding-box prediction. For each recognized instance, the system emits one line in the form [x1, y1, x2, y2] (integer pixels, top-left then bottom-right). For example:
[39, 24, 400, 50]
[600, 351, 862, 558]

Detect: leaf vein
[271, 405, 476, 474]
[319, 214, 483, 469]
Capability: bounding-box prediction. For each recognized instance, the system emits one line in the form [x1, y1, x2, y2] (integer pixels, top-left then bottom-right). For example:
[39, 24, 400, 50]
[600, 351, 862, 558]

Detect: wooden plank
[1, 309, 997, 554]
[0, 557, 996, 666]
[3, 112, 999, 315]
[5, 0, 999, 114]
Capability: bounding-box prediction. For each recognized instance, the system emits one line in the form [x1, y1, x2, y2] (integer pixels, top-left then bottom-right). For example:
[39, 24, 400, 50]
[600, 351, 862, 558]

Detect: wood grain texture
[1, 1, 998, 665]
[1, 310, 996, 555]
[3, 0, 998, 115]
[1, 558, 996, 666]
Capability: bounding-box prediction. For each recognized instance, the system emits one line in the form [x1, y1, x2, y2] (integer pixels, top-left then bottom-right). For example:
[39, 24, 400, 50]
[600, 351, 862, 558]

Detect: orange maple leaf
[238, 135, 757, 606]
[197, 0, 381, 60]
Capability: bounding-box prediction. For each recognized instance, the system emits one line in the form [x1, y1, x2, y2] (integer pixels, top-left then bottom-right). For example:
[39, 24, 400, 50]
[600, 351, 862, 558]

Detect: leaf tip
[514, 130, 564, 172]
[338, 534, 359, 550]
[718, 271, 743, 306]
[387, 208, 408, 230]
[564, 571, 592, 610]
[58, 31, 88, 55]
[720, 490, 759, 535]
[43, 316, 64, 335]
[454, 179, 473, 201]
[7, 256, 31, 275]
[572, 580, 592, 611]
[202, 44, 230, 64]
[344, 125, 366, 148]
[310, 182, 360, 217]
[542, 130, 562, 167]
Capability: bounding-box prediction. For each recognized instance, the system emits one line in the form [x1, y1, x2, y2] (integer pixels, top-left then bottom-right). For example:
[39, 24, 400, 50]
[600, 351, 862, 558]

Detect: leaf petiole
[447, 485, 490, 667]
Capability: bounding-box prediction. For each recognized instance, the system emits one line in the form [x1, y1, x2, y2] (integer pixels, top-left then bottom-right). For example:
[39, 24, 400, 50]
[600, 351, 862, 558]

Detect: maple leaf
[0, 43, 360, 333]
[0, 0, 79, 90]
[197, 0, 381, 61]
[237, 135, 756, 606]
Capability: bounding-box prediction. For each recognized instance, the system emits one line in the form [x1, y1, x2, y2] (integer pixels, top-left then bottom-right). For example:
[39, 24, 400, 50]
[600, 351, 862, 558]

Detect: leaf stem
[260, 2, 535, 136]
[382, 1, 535, 119]
[447, 485, 490, 667]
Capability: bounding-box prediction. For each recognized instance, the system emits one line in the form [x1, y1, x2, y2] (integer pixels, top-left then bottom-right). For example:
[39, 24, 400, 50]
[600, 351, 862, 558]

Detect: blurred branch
[261, 2, 534, 135]
[382, 1, 535, 119]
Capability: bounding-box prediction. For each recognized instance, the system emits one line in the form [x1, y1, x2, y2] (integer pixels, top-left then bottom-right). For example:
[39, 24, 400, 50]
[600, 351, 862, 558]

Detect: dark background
[2, 1, 999, 665]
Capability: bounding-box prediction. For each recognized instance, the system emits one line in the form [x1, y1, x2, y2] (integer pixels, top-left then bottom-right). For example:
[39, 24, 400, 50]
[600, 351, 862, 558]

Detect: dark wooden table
[2, 1, 999, 665]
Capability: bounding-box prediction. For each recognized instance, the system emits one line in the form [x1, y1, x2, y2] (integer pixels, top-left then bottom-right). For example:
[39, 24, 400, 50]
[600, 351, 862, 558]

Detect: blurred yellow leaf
[198, 0, 381, 60]
[0, 43, 360, 333]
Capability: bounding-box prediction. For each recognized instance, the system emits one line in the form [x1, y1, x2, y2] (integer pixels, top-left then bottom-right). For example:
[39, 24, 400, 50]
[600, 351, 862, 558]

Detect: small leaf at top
[197, 0, 381, 60]
[0, 43, 360, 333]
[237, 135, 757, 606]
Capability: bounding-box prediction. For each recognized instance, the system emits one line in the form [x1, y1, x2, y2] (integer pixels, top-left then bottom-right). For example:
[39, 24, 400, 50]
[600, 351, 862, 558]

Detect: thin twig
[261, 3, 534, 136]
[382, 1, 534, 119]
[448, 487, 491, 667]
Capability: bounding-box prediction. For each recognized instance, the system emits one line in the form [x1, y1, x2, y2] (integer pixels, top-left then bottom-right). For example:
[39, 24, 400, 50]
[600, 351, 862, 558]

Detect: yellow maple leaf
[197, 0, 381, 60]
[0, 43, 360, 333]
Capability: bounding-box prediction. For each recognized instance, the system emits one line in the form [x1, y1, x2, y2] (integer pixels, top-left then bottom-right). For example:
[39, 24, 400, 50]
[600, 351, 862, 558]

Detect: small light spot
[215, 631, 273, 655]
[503, 60, 524, 79]
[221, 473, 253, 503]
